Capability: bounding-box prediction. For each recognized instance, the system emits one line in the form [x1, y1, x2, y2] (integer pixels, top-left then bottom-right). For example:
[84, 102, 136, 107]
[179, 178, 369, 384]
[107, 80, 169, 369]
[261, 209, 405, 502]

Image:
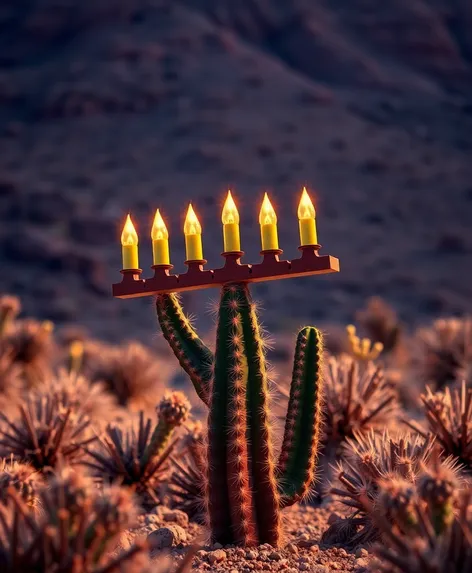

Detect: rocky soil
[0, 0, 471, 345]
[126, 503, 372, 573]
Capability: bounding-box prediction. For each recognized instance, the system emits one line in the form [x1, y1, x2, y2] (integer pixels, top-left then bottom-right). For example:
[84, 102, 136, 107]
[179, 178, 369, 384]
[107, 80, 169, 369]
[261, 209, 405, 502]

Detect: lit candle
[151, 209, 170, 265]
[222, 190, 241, 252]
[298, 187, 318, 246]
[259, 193, 279, 251]
[121, 214, 139, 269]
[184, 203, 203, 261]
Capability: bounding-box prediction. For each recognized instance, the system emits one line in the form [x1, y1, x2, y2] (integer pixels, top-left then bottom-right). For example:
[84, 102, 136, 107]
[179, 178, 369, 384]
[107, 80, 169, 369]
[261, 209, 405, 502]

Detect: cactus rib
[156, 293, 213, 405]
[277, 327, 323, 508]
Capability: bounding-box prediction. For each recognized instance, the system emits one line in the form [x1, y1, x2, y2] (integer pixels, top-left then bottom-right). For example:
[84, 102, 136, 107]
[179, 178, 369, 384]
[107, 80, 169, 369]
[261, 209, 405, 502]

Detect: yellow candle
[222, 190, 241, 252]
[151, 209, 170, 265]
[298, 187, 318, 246]
[121, 214, 139, 269]
[259, 193, 279, 251]
[184, 204, 203, 261]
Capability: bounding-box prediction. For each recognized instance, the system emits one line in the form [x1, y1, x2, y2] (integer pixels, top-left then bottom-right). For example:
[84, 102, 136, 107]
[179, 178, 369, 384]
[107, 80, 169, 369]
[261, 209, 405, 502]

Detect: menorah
[112, 189, 339, 299]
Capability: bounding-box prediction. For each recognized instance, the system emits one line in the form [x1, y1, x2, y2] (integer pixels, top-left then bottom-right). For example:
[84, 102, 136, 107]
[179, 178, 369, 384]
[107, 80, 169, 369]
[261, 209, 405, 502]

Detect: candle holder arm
[156, 293, 214, 406]
[276, 326, 324, 508]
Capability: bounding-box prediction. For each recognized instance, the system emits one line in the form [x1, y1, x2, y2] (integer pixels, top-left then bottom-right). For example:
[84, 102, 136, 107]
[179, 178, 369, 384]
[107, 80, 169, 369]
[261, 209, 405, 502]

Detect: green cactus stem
[156, 283, 323, 547]
[156, 293, 213, 406]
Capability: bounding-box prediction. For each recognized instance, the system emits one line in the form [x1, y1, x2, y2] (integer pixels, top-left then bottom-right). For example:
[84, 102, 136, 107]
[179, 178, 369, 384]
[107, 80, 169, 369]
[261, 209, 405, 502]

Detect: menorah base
[112, 245, 339, 298]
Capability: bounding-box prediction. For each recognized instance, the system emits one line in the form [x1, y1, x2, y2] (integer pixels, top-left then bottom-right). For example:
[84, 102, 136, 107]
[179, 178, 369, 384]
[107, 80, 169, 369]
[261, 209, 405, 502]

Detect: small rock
[269, 551, 282, 561]
[312, 567, 329, 573]
[356, 558, 369, 568]
[246, 550, 257, 560]
[356, 548, 369, 558]
[163, 509, 189, 528]
[212, 542, 223, 549]
[286, 543, 298, 554]
[309, 544, 320, 553]
[147, 525, 186, 550]
[208, 549, 227, 564]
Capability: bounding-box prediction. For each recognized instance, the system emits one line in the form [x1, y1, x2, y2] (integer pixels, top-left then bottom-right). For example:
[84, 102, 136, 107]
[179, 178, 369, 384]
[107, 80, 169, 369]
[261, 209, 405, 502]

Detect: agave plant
[88, 341, 173, 411]
[416, 318, 472, 390]
[315, 355, 397, 495]
[406, 382, 472, 472]
[369, 490, 472, 572]
[85, 391, 190, 509]
[167, 421, 206, 524]
[0, 464, 148, 572]
[321, 430, 437, 547]
[0, 391, 96, 472]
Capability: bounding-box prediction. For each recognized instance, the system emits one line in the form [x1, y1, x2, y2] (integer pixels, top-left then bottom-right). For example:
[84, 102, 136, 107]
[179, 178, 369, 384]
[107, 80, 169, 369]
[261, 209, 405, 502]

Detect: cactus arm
[277, 327, 323, 508]
[210, 286, 257, 545]
[235, 284, 281, 546]
[156, 293, 213, 406]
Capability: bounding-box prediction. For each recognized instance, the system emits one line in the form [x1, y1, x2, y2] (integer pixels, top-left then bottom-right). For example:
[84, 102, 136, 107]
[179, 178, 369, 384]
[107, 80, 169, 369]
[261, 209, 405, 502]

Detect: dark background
[0, 0, 471, 343]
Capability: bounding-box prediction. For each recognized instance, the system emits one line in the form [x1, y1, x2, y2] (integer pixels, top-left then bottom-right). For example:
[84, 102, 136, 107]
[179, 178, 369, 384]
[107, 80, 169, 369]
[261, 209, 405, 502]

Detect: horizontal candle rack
[112, 245, 339, 299]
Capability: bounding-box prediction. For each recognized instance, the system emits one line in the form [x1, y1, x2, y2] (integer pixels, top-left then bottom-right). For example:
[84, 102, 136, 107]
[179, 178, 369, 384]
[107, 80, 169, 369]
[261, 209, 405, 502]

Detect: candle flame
[184, 203, 202, 235]
[298, 187, 316, 220]
[222, 190, 240, 224]
[151, 209, 169, 240]
[259, 193, 277, 225]
[121, 214, 138, 246]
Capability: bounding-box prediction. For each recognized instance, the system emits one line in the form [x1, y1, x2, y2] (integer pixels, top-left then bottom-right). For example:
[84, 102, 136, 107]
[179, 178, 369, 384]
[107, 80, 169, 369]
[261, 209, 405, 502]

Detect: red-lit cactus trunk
[156, 283, 324, 546]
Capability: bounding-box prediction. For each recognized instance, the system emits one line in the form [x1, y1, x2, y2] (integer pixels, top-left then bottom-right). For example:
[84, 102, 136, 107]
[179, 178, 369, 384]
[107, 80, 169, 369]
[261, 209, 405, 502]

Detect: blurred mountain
[0, 0, 471, 342]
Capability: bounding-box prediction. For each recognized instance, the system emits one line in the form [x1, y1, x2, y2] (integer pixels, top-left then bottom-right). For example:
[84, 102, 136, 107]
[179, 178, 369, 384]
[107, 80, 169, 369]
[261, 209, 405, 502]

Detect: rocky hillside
[0, 0, 471, 343]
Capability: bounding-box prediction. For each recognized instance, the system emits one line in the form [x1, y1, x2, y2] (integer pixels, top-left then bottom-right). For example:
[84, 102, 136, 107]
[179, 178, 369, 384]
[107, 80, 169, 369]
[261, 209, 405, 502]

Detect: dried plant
[317, 355, 397, 493]
[356, 297, 402, 355]
[406, 382, 472, 472]
[416, 318, 472, 390]
[0, 464, 148, 572]
[85, 391, 190, 509]
[321, 430, 436, 547]
[167, 421, 206, 523]
[0, 295, 21, 337]
[0, 458, 42, 508]
[2, 319, 54, 385]
[369, 490, 472, 572]
[89, 341, 172, 411]
[0, 392, 96, 472]
[46, 370, 119, 427]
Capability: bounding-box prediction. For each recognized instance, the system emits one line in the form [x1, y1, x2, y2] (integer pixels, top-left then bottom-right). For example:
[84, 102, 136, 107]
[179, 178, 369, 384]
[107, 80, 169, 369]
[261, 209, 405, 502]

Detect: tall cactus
[156, 283, 323, 546]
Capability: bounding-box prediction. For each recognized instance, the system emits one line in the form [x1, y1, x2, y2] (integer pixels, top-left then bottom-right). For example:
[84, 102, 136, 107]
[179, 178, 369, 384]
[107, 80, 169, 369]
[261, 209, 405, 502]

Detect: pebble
[269, 551, 282, 561]
[147, 525, 186, 550]
[163, 509, 189, 528]
[246, 550, 257, 560]
[356, 548, 369, 558]
[356, 558, 369, 568]
[286, 543, 299, 554]
[208, 549, 227, 564]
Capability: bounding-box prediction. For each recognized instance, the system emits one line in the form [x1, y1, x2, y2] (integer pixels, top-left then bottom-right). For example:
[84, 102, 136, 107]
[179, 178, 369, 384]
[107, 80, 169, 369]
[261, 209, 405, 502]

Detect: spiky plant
[0, 464, 148, 572]
[406, 382, 472, 472]
[0, 295, 21, 337]
[0, 458, 42, 508]
[0, 391, 96, 472]
[369, 490, 472, 572]
[47, 370, 119, 427]
[416, 318, 472, 390]
[84, 391, 190, 509]
[0, 345, 22, 415]
[316, 355, 397, 495]
[2, 319, 54, 385]
[88, 341, 171, 411]
[156, 283, 324, 546]
[167, 421, 206, 523]
[356, 297, 402, 355]
[321, 430, 436, 547]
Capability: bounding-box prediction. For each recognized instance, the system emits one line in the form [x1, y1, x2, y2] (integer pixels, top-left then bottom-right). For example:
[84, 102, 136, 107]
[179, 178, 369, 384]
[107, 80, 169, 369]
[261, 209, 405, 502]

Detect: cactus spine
[156, 283, 323, 546]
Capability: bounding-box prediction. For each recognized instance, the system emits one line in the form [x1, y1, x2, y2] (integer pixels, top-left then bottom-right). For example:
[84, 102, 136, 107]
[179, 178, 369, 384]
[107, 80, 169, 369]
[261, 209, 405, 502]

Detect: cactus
[346, 324, 384, 361]
[156, 283, 323, 546]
